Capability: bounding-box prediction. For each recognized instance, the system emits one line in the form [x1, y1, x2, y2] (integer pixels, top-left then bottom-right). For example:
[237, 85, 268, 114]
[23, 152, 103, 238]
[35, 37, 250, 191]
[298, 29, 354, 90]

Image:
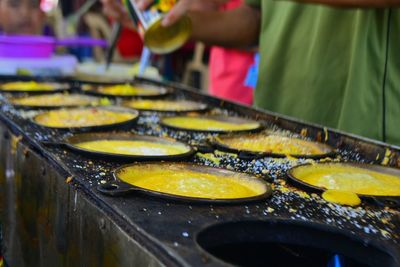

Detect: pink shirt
[209, 0, 254, 105]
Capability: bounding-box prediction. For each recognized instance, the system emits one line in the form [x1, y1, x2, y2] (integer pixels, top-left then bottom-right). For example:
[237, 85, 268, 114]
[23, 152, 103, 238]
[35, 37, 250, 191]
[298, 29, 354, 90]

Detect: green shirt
[246, 0, 400, 146]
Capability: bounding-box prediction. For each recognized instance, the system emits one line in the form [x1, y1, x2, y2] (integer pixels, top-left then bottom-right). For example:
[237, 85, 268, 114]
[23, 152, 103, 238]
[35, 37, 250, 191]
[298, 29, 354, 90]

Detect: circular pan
[102, 162, 272, 204]
[287, 162, 400, 199]
[121, 99, 208, 113]
[160, 115, 263, 133]
[0, 81, 71, 94]
[81, 83, 170, 98]
[32, 106, 139, 132]
[7, 93, 102, 110]
[63, 132, 195, 161]
[211, 132, 336, 159]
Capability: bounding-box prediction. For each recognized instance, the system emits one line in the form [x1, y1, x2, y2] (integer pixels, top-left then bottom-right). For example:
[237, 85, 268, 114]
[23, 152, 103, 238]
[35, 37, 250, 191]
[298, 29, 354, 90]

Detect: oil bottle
[123, 0, 192, 54]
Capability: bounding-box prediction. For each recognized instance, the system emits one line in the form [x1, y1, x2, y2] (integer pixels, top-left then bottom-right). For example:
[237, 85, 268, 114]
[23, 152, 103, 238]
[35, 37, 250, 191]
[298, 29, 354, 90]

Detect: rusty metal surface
[0, 76, 399, 266]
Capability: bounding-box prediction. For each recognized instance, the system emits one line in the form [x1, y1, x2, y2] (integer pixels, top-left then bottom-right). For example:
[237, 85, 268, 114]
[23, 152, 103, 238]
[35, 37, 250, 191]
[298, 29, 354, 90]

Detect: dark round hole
[196, 221, 398, 267]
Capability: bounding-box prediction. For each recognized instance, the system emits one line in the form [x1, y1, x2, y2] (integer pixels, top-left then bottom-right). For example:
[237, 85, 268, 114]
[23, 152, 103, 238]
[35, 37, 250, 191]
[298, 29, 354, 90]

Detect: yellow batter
[322, 190, 361, 206]
[75, 140, 190, 156]
[117, 164, 266, 199]
[34, 108, 136, 128]
[216, 134, 329, 156]
[291, 164, 400, 196]
[162, 116, 260, 132]
[10, 94, 98, 107]
[95, 84, 163, 96]
[0, 81, 60, 91]
[123, 99, 205, 112]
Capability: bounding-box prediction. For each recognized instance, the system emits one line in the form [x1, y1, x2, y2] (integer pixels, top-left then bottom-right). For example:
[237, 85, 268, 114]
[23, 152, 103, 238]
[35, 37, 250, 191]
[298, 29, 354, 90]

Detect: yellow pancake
[34, 108, 136, 128]
[116, 164, 266, 199]
[162, 116, 260, 132]
[95, 84, 163, 96]
[123, 99, 205, 112]
[291, 164, 400, 196]
[10, 94, 98, 107]
[75, 140, 190, 156]
[322, 190, 361, 206]
[216, 134, 330, 156]
[0, 81, 60, 91]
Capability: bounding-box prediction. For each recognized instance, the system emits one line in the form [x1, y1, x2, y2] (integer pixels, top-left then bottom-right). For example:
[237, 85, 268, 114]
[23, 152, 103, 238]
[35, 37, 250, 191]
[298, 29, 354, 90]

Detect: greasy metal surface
[0, 75, 399, 267]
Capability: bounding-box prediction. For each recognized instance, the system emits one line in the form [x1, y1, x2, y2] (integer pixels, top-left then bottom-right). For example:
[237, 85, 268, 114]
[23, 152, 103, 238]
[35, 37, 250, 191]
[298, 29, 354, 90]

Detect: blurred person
[208, 0, 254, 105]
[103, 0, 400, 146]
[0, 0, 45, 35]
[101, 0, 254, 105]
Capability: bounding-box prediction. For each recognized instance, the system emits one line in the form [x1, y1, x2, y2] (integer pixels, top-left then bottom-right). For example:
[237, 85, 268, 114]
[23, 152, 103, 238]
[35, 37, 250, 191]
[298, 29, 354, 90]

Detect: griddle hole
[196, 221, 397, 267]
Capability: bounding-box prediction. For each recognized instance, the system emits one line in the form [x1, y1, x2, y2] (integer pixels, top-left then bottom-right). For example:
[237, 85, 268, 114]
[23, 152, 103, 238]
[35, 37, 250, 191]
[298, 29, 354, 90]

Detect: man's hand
[137, 0, 228, 26]
[101, 0, 260, 49]
[101, 0, 135, 29]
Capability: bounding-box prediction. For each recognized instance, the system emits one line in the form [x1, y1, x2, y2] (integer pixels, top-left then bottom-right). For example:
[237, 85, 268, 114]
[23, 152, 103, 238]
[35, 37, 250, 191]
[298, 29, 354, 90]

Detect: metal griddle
[0, 75, 399, 267]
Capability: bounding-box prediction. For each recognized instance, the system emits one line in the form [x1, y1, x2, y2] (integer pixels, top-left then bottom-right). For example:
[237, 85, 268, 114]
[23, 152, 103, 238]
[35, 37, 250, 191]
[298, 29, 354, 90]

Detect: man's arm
[102, 0, 261, 48]
[292, 0, 400, 7]
[188, 5, 261, 48]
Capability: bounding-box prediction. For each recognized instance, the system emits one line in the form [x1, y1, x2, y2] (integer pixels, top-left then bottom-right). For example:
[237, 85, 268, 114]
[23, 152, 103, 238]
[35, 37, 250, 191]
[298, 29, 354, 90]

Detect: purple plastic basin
[57, 37, 108, 47]
[0, 35, 108, 59]
[0, 35, 55, 58]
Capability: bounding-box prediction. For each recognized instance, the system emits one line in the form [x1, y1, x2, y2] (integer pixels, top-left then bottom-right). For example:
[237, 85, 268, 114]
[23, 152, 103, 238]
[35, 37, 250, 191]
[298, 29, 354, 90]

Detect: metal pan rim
[81, 84, 170, 99]
[63, 133, 196, 161]
[0, 82, 71, 94]
[287, 162, 400, 199]
[31, 106, 140, 132]
[121, 100, 208, 113]
[106, 162, 272, 204]
[160, 115, 263, 134]
[7, 94, 103, 110]
[211, 133, 337, 160]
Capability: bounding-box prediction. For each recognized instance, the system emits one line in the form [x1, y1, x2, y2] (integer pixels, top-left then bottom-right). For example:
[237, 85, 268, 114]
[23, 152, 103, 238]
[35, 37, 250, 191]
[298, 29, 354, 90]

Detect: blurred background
[0, 0, 257, 105]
